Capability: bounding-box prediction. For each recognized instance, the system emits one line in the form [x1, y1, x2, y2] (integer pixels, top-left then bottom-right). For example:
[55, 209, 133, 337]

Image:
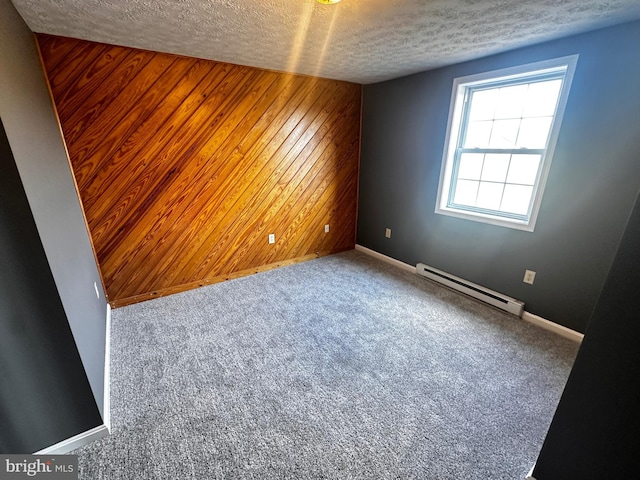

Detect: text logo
[0, 456, 77, 479]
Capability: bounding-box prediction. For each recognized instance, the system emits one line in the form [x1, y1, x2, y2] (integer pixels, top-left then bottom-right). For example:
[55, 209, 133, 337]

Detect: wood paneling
[36, 35, 361, 306]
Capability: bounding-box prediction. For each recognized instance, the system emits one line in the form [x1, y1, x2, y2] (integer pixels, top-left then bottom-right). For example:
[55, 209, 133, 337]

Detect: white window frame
[435, 55, 579, 231]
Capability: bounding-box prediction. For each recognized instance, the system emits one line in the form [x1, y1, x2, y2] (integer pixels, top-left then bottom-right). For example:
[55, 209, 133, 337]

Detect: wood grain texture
[37, 35, 361, 305]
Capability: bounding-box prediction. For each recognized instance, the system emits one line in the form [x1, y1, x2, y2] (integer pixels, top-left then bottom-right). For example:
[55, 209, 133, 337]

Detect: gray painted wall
[0, 121, 103, 453]
[0, 0, 107, 418]
[358, 20, 640, 333]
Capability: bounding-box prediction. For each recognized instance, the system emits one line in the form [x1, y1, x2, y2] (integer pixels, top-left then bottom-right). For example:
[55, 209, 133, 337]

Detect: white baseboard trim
[103, 303, 112, 432]
[355, 245, 584, 343]
[35, 425, 109, 454]
[522, 311, 583, 343]
[526, 463, 536, 479]
[354, 244, 415, 273]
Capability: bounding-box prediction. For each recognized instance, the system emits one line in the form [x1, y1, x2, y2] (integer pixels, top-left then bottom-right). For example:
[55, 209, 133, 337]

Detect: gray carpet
[75, 250, 579, 479]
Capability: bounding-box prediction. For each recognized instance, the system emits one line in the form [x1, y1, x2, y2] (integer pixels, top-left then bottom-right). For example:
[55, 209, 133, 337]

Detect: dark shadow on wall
[532, 187, 640, 479]
[0, 119, 102, 453]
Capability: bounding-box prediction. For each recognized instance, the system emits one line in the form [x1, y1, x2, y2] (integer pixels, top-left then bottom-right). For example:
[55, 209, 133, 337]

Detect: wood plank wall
[36, 34, 361, 307]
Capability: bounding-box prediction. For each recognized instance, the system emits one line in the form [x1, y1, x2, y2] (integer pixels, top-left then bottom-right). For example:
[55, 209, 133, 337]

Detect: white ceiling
[12, 0, 640, 84]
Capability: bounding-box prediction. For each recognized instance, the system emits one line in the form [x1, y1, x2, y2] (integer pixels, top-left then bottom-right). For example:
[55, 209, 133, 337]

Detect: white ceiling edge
[11, 0, 640, 84]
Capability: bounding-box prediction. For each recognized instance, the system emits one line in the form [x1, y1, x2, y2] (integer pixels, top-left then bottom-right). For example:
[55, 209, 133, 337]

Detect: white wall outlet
[268, 233, 275, 244]
[523, 270, 536, 285]
[94, 281, 100, 299]
[325, 224, 330, 233]
[385, 228, 391, 238]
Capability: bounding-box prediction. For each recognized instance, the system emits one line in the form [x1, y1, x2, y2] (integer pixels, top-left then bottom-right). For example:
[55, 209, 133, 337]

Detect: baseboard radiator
[416, 263, 525, 317]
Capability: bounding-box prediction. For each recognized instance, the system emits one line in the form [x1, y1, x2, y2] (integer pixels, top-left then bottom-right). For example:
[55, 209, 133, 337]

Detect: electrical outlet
[523, 270, 536, 285]
[268, 233, 275, 244]
[385, 228, 391, 238]
[94, 282, 100, 299]
[325, 224, 330, 233]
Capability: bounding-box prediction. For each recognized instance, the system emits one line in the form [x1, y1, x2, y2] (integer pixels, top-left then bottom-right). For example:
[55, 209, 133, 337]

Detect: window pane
[464, 120, 492, 147]
[501, 184, 533, 215]
[453, 179, 479, 206]
[506, 154, 541, 185]
[494, 84, 528, 119]
[523, 79, 562, 117]
[476, 182, 504, 210]
[458, 153, 484, 180]
[517, 117, 553, 149]
[489, 119, 520, 148]
[481, 154, 510, 182]
[469, 89, 498, 120]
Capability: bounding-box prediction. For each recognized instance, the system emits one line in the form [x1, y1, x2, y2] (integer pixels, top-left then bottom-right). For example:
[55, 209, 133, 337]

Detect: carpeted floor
[75, 250, 579, 479]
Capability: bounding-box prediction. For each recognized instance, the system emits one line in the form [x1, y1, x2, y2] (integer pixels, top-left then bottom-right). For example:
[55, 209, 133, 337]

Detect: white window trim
[435, 55, 579, 231]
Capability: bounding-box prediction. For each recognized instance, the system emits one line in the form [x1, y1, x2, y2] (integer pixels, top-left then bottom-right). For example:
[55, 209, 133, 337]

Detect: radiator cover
[416, 263, 524, 317]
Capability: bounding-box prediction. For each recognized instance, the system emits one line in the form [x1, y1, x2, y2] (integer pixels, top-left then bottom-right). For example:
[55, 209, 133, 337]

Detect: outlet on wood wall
[36, 34, 361, 307]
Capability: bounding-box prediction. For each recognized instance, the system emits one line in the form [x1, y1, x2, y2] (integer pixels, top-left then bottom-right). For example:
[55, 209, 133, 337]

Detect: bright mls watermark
[0, 455, 77, 479]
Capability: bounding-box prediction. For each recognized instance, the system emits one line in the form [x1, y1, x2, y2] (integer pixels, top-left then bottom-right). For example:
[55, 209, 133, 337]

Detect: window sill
[435, 205, 535, 232]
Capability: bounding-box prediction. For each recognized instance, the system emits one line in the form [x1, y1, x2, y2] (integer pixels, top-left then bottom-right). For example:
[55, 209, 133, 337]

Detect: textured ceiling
[12, 0, 640, 84]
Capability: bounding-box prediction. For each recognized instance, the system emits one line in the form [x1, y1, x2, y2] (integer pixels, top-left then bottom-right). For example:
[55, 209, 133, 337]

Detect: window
[435, 56, 578, 231]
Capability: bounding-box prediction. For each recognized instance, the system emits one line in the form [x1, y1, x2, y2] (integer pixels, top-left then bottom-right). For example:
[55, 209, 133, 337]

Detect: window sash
[448, 149, 544, 220]
[446, 73, 566, 221]
[464, 69, 566, 93]
[457, 148, 545, 155]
